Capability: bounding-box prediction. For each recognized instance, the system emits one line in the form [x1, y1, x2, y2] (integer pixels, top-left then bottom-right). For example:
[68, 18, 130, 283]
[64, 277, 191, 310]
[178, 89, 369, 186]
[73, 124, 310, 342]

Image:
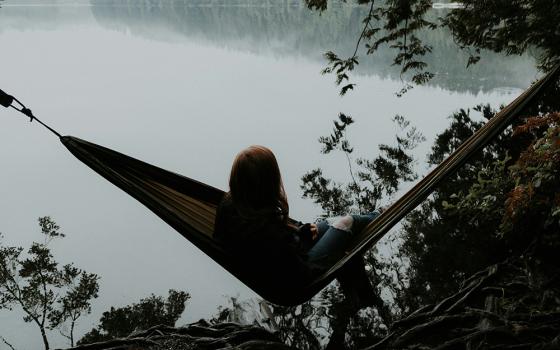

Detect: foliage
[504, 113, 560, 239]
[210, 272, 390, 349]
[211, 297, 325, 349]
[0, 217, 100, 350]
[301, 113, 425, 217]
[315, 277, 391, 349]
[305, 0, 559, 95]
[298, 1, 560, 345]
[264, 302, 324, 350]
[78, 289, 190, 345]
[442, 0, 560, 72]
[294, 97, 560, 348]
[374, 113, 560, 348]
[446, 112, 560, 253]
[315, 0, 436, 96]
[296, 114, 424, 347]
[396, 67, 560, 307]
[49, 268, 100, 347]
[397, 105, 516, 312]
[213, 107, 560, 349]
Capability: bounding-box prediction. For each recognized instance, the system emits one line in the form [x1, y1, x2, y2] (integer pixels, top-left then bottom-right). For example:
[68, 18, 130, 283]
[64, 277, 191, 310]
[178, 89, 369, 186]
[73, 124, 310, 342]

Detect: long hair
[228, 145, 289, 223]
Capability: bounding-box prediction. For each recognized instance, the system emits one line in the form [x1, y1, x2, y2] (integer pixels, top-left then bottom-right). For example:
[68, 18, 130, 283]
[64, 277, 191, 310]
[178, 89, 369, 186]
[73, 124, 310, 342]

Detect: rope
[0, 89, 62, 138]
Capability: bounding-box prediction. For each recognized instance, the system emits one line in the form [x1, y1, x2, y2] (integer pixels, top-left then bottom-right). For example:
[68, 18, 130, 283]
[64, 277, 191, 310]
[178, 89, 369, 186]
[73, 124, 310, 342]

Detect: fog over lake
[0, 0, 538, 348]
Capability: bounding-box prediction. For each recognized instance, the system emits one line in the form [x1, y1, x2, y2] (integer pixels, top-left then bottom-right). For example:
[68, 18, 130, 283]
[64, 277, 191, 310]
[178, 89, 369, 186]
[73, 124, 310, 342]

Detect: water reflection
[0, 0, 537, 93]
[89, 0, 537, 93]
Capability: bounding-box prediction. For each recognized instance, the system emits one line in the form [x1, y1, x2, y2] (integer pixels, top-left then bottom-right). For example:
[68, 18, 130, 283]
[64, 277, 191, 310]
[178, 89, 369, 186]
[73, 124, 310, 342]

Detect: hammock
[1, 65, 558, 306]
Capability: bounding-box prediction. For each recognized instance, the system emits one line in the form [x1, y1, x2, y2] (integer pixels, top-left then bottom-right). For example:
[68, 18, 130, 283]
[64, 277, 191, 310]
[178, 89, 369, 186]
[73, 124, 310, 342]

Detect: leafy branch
[302, 114, 425, 216]
[0, 335, 16, 350]
[308, 0, 437, 96]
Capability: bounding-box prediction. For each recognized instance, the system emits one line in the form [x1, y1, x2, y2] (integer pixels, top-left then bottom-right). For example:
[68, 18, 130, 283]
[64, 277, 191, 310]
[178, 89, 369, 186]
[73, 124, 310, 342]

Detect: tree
[78, 289, 190, 344]
[396, 105, 513, 312]
[301, 113, 425, 216]
[396, 73, 560, 313]
[293, 1, 560, 347]
[293, 0, 560, 335]
[0, 217, 100, 350]
[290, 114, 424, 348]
[48, 267, 100, 347]
[373, 112, 560, 349]
[305, 0, 559, 95]
[292, 75, 559, 347]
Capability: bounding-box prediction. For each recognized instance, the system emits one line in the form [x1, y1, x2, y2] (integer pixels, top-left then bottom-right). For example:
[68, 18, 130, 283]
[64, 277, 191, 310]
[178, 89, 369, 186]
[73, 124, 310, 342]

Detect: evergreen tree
[0, 217, 100, 350]
[79, 289, 190, 344]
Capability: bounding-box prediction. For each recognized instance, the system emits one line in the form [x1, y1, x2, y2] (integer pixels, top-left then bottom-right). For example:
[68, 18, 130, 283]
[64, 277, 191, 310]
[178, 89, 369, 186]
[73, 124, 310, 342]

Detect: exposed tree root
[59, 320, 293, 350]
[366, 256, 560, 349]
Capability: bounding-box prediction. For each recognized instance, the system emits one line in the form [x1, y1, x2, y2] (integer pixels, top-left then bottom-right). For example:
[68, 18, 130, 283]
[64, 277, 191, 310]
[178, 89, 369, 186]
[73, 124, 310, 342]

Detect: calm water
[0, 0, 538, 348]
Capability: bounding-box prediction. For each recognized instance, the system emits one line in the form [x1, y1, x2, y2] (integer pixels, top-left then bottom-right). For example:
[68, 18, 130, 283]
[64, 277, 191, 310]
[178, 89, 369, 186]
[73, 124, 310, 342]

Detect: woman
[214, 145, 380, 307]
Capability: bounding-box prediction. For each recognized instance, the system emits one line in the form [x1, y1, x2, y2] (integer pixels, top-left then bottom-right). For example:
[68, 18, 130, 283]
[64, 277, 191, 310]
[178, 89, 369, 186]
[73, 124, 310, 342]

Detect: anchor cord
[1, 89, 62, 138]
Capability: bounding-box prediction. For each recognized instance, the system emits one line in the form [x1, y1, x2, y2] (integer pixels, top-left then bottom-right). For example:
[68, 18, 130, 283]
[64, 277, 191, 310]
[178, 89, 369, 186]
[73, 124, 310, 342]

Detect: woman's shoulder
[215, 195, 244, 227]
[214, 196, 262, 240]
[216, 193, 233, 210]
[214, 196, 297, 243]
[214, 195, 236, 238]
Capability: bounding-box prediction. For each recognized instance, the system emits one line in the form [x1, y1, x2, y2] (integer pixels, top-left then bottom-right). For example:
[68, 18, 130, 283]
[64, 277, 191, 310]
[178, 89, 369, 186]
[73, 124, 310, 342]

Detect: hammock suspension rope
[0, 88, 62, 138]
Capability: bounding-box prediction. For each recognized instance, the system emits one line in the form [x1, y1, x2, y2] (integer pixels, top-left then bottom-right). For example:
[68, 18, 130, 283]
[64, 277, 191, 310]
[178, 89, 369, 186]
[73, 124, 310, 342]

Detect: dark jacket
[213, 197, 322, 296]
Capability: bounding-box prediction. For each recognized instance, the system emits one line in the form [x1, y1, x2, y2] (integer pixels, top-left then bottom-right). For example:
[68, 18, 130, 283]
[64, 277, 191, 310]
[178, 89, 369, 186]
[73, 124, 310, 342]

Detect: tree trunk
[70, 320, 75, 347]
[325, 302, 353, 350]
[40, 326, 50, 350]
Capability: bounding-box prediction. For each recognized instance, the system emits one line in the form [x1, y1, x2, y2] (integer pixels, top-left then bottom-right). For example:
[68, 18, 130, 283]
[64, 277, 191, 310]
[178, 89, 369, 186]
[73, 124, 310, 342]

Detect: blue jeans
[307, 212, 380, 267]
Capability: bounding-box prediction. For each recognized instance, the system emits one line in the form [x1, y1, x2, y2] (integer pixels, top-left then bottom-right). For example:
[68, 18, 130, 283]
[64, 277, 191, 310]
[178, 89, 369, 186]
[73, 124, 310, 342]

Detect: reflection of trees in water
[0, 0, 92, 31]
[90, 0, 537, 94]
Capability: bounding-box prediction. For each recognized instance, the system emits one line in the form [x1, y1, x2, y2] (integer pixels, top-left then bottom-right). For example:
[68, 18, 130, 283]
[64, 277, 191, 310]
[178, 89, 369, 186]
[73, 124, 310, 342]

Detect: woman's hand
[310, 224, 318, 240]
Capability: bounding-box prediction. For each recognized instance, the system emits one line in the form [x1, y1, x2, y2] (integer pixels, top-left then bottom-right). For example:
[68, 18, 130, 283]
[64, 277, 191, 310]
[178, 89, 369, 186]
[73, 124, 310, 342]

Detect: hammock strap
[0, 88, 62, 138]
[323, 64, 560, 277]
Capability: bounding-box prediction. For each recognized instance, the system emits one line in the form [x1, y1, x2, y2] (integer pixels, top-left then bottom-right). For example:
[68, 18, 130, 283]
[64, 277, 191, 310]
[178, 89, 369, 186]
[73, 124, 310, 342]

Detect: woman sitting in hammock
[214, 145, 380, 308]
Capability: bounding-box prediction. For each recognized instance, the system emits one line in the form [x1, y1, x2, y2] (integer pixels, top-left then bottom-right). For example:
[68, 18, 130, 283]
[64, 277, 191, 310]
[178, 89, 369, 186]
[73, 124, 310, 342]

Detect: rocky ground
[63, 255, 560, 350]
[368, 256, 560, 349]
[60, 321, 294, 350]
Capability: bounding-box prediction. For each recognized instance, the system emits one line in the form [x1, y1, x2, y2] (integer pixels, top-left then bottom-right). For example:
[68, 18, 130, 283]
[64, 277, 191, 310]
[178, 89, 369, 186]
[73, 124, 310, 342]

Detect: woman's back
[214, 197, 321, 295]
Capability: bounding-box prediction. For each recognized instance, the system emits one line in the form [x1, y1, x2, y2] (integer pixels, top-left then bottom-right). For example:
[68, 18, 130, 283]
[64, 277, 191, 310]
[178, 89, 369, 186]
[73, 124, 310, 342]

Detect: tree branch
[0, 335, 17, 350]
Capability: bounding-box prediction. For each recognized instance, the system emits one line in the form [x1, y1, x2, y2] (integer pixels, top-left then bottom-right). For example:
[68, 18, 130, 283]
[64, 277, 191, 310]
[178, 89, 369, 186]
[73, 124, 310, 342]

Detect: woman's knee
[331, 215, 354, 232]
[347, 212, 379, 235]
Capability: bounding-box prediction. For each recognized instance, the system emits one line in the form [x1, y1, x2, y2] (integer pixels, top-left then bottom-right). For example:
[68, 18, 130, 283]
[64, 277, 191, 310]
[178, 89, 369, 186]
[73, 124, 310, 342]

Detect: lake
[0, 0, 538, 348]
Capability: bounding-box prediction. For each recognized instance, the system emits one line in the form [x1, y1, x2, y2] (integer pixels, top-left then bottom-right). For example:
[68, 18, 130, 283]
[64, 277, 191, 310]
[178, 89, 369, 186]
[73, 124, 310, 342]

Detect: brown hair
[228, 145, 289, 223]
